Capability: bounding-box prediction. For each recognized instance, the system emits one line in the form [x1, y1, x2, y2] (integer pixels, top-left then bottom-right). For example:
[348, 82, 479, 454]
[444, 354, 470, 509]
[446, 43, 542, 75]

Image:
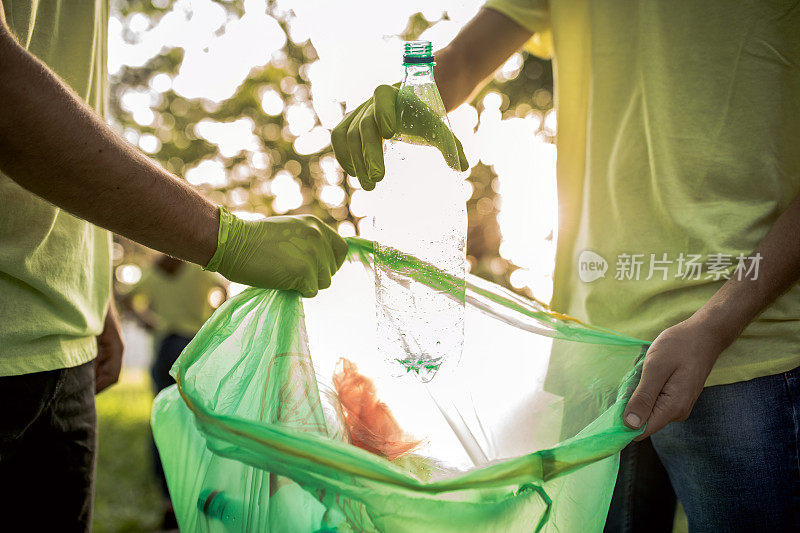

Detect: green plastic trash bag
[152, 237, 646, 532]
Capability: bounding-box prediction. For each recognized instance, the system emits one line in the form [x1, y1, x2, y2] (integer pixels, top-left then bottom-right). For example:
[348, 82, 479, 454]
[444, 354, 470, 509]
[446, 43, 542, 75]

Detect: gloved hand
[205, 207, 348, 297]
[331, 84, 469, 191]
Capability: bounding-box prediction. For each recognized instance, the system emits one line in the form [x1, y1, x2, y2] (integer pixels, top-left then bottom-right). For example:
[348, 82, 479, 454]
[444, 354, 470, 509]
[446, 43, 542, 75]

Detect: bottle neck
[402, 63, 435, 85]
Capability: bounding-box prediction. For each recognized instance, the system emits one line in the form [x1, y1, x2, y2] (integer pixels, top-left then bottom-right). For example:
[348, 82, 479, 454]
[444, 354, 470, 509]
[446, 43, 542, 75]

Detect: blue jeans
[604, 437, 676, 533]
[607, 364, 800, 532]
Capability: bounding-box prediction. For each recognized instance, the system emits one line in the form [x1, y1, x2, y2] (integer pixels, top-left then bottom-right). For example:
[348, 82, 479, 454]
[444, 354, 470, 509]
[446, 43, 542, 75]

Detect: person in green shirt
[126, 255, 227, 343]
[333, 2, 800, 531]
[0, 2, 346, 531]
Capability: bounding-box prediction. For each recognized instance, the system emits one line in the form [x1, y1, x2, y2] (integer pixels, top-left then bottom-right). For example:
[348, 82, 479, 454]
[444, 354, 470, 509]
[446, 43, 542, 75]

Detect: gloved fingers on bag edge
[300, 218, 346, 295]
[299, 215, 346, 272]
[317, 260, 333, 291]
[296, 269, 318, 298]
[326, 225, 349, 269]
[314, 223, 338, 283]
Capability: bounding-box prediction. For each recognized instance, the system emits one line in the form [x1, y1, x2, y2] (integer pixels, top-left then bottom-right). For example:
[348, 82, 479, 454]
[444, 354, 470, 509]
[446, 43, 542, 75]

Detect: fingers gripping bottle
[373, 40, 467, 382]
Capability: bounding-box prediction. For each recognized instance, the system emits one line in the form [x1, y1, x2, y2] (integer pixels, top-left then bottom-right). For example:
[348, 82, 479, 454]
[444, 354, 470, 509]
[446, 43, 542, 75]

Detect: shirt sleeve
[483, 0, 554, 58]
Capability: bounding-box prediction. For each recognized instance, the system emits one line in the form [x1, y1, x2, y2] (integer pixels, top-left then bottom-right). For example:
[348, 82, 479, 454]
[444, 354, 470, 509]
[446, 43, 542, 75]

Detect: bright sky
[111, 0, 558, 301]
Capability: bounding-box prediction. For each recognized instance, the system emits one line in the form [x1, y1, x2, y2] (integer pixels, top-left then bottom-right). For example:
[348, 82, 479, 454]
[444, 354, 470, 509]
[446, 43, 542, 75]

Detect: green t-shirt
[0, 0, 111, 376]
[485, 0, 800, 386]
[129, 263, 224, 339]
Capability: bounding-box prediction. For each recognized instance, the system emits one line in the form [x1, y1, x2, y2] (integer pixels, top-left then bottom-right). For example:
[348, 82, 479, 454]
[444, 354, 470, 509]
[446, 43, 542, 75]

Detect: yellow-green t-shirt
[484, 0, 800, 386]
[0, 0, 111, 376]
[129, 263, 224, 339]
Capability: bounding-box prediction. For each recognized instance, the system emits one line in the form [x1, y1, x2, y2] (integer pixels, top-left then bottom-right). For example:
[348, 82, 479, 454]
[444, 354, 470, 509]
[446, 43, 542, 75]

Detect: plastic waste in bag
[152, 238, 646, 532]
[372, 40, 468, 381]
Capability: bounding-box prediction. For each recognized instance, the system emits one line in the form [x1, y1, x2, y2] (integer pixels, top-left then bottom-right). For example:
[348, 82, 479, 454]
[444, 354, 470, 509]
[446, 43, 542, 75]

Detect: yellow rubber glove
[205, 207, 348, 297]
[331, 85, 468, 191]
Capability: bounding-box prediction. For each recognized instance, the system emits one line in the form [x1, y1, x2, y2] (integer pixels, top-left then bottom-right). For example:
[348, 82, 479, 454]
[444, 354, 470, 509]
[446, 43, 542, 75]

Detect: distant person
[123, 254, 226, 529]
[0, 3, 346, 530]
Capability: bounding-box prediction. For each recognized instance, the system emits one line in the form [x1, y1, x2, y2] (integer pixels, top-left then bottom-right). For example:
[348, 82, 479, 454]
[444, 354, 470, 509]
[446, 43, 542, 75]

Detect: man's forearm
[0, 22, 218, 266]
[692, 193, 800, 349]
[435, 8, 534, 112]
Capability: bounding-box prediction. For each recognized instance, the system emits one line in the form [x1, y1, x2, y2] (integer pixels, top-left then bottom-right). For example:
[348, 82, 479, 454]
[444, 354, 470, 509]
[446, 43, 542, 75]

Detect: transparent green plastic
[152, 237, 646, 532]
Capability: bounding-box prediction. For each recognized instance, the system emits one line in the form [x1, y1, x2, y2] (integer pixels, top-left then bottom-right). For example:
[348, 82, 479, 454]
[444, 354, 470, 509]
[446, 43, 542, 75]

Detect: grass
[94, 370, 163, 533]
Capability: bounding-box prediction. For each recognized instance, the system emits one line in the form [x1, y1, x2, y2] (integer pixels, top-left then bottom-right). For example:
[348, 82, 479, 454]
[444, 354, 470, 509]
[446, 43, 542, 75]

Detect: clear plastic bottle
[373, 40, 467, 382]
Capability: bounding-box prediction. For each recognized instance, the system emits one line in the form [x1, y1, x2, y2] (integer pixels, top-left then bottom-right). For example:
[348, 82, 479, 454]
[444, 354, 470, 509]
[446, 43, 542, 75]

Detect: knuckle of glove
[290, 261, 315, 286]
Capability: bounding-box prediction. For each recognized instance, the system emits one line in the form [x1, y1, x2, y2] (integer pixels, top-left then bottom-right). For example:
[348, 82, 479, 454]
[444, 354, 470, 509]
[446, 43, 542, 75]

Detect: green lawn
[94, 370, 163, 533]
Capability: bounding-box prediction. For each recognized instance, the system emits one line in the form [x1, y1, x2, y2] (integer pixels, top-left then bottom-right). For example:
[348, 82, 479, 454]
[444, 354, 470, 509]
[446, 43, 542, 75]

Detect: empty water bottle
[372, 40, 468, 382]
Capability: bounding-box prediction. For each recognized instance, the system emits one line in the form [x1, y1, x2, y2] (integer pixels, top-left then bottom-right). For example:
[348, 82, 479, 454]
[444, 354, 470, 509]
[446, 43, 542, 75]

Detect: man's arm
[435, 8, 534, 112]
[0, 16, 217, 266]
[0, 10, 347, 296]
[624, 193, 800, 439]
